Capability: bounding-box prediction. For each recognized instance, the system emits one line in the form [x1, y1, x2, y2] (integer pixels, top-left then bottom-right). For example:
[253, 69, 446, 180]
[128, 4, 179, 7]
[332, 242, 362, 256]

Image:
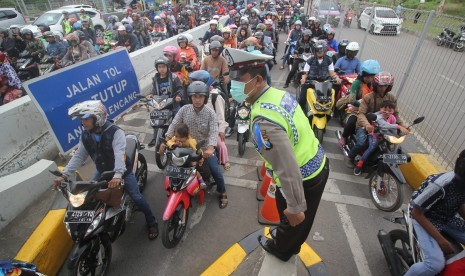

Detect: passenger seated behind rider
[353, 100, 400, 176]
[334, 41, 361, 74]
[162, 123, 206, 190]
[405, 150, 465, 276]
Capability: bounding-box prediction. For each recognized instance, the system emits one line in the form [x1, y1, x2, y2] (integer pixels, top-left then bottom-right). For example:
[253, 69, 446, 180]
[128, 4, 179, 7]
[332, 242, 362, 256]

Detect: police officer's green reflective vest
[63, 20, 72, 34]
[250, 87, 326, 187]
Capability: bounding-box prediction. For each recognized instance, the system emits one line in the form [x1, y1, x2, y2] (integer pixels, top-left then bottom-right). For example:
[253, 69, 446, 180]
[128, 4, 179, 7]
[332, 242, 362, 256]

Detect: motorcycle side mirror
[412, 116, 425, 125]
[366, 113, 377, 122]
[196, 140, 206, 150]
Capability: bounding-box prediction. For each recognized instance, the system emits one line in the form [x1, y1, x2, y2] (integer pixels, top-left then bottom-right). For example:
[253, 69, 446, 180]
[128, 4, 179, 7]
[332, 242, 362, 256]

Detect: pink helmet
[229, 24, 238, 29]
[229, 10, 235, 15]
[163, 45, 179, 57]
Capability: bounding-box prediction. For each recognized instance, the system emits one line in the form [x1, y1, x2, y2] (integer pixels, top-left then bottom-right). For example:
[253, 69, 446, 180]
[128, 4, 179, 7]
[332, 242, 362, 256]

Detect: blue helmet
[125, 25, 134, 33]
[73, 22, 82, 29]
[189, 70, 213, 87]
[360, 60, 381, 76]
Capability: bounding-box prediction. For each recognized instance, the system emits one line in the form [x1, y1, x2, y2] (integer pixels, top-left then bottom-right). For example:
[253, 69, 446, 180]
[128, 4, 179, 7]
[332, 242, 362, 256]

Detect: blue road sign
[25, 49, 140, 154]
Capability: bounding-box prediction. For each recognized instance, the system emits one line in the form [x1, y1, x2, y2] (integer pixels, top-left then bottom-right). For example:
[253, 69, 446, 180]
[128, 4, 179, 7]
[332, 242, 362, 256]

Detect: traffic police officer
[224, 48, 330, 261]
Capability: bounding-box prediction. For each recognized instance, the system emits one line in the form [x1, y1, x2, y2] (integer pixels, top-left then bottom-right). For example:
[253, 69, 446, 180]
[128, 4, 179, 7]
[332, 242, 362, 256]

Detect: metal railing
[316, 0, 465, 169]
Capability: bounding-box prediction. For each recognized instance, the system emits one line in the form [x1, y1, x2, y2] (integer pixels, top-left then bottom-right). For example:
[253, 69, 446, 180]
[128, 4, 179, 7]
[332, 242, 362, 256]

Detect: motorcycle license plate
[150, 110, 170, 120]
[383, 154, 408, 165]
[64, 210, 95, 223]
[164, 165, 191, 179]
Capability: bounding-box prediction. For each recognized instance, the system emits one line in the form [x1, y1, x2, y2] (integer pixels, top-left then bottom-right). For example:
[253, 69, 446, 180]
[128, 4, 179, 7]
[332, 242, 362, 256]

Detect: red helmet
[374, 71, 394, 93]
[247, 4, 252, 9]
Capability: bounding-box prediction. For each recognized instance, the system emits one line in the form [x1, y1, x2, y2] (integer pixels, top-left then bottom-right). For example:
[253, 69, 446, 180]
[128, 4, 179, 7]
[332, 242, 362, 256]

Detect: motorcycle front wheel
[69, 234, 112, 276]
[369, 172, 404, 212]
[436, 37, 444, 46]
[238, 132, 246, 157]
[454, 41, 464, 52]
[162, 202, 189, 249]
[136, 153, 148, 193]
[313, 127, 325, 144]
[388, 229, 412, 275]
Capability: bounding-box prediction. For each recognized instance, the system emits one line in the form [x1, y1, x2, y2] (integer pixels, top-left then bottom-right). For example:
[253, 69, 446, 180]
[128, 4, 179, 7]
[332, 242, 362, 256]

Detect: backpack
[210, 83, 230, 121]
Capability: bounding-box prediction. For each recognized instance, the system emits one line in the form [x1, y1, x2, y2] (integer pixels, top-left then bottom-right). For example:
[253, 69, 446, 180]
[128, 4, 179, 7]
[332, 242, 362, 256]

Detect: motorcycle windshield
[313, 81, 333, 100]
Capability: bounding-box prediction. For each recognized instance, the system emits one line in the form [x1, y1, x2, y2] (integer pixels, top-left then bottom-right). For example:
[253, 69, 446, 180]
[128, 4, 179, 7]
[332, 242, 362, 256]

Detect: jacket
[306, 55, 332, 81]
[356, 92, 404, 129]
[152, 72, 185, 101]
[62, 44, 91, 64]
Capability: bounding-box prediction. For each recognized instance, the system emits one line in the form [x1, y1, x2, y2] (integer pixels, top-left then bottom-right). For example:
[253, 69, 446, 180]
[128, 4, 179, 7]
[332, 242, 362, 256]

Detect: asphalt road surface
[55, 29, 437, 276]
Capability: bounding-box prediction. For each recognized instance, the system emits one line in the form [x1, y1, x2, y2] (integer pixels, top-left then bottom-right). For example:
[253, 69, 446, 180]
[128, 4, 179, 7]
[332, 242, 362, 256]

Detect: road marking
[326, 152, 345, 161]
[336, 204, 372, 276]
[438, 74, 465, 89]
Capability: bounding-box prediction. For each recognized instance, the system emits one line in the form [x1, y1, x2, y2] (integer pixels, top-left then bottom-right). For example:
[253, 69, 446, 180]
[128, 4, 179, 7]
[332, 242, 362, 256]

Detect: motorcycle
[284, 15, 291, 33]
[38, 55, 56, 76]
[161, 145, 205, 248]
[336, 114, 425, 212]
[137, 94, 174, 169]
[437, 27, 465, 52]
[302, 79, 336, 143]
[236, 102, 251, 157]
[378, 208, 463, 275]
[285, 40, 297, 70]
[50, 134, 148, 275]
[334, 70, 357, 124]
[14, 50, 39, 81]
[343, 15, 352, 28]
[151, 30, 166, 45]
[293, 51, 312, 86]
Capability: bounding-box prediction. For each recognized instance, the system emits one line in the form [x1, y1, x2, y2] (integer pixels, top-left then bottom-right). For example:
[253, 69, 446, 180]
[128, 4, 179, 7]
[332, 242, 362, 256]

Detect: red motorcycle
[334, 71, 358, 124]
[161, 145, 205, 248]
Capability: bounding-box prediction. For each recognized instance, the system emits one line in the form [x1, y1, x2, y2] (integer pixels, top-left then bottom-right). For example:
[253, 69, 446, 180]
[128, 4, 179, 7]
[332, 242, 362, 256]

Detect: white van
[358, 7, 401, 35]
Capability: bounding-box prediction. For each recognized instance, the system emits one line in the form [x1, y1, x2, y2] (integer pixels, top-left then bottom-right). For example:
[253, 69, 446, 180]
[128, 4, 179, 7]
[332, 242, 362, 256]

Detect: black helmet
[209, 40, 223, 53]
[338, 39, 349, 55]
[74, 30, 86, 40]
[314, 40, 327, 54]
[177, 34, 188, 45]
[154, 56, 169, 68]
[21, 28, 33, 36]
[187, 81, 210, 104]
[253, 31, 264, 40]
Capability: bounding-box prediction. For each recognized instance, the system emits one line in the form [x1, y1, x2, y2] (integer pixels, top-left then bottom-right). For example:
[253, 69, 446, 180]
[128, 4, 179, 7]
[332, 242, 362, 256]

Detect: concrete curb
[201, 226, 329, 276]
[400, 153, 446, 190]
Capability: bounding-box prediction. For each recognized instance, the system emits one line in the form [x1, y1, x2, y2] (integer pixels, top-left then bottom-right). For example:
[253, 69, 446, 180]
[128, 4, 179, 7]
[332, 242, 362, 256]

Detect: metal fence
[11, 0, 116, 17]
[316, 0, 465, 169]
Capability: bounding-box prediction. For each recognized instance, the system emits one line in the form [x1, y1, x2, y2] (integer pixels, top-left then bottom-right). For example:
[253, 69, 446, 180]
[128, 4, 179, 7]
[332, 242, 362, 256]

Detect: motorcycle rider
[21, 28, 45, 63]
[236, 18, 253, 39]
[200, 41, 230, 84]
[405, 150, 465, 276]
[200, 20, 222, 45]
[163, 45, 189, 86]
[131, 13, 148, 47]
[242, 3, 254, 17]
[153, 16, 167, 40]
[0, 28, 18, 58]
[44, 31, 66, 59]
[337, 60, 379, 150]
[81, 19, 96, 46]
[280, 20, 302, 70]
[148, 56, 185, 147]
[344, 71, 409, 168]
[334, 41, 361, 74]
[312, 19, 324, 39]
[283, 29, 312, 88]
[225, 10, 236, 26]
[222, 27, 236, 48]
[325, 28, 338, 52]
[165, 81, 229, 209]
[53, 100, 159, 240]
[177, 34, 199, 70]
[249, 9, 261, 31]
[299, 40, 341, 111]
[224, 48, 329, 262]
[62, 33, 91, 66]
[116, 25, 139, 53]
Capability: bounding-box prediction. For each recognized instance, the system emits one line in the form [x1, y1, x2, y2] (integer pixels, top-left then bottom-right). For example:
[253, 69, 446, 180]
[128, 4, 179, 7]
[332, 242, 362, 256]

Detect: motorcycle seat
[125, 136, 137, 165]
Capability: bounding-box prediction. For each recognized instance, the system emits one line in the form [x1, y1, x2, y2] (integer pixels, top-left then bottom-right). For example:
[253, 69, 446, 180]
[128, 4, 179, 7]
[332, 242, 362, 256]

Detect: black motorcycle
[236, 102, 251, 157]
[38, 55, 56, 76]
[336, 114, 425, 212]
[137, 94, 175, 169]
[14, 50, 39, 81]
[50, 134, 147, 276]
[437, 25, 465, 52]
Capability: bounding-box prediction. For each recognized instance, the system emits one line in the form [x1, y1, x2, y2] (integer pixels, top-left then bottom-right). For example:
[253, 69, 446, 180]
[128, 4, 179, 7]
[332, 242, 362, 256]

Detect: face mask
[247, 45, 255, 52]
[230, 76, 257, 103]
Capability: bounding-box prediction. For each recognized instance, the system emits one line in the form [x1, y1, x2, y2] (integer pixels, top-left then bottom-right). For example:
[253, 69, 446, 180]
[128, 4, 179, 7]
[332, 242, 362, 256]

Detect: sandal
[219, 194, 228, 209]
[148, 224, 159, 240]
[223, 162, 231, 171]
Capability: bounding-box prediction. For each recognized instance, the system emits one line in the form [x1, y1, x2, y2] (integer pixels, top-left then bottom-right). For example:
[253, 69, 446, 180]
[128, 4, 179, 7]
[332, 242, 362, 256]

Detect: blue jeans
[348, 128, 368, 159]
[360, 135, 379, 162]
[203, 154, 226, 194]
[92, 171, 157, 226]
[405, 219, 465, 275]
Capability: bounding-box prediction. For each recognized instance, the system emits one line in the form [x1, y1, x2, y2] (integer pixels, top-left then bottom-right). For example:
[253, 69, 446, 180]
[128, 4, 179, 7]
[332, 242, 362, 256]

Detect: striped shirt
[166, 104, 218, 149]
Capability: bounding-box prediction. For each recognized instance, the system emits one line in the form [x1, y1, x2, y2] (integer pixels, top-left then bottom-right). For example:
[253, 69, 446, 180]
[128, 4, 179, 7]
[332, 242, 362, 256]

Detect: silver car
[32, 7, 106, 36]
[0, 8, 27, 29]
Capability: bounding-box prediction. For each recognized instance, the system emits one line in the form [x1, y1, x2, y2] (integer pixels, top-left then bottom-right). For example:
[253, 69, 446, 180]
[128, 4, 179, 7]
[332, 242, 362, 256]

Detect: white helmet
[154, 16, 161, 20]
[68, 100, 108, 127]
[184, 33, 194, 43]
[309, 16, 316, 21]
[213, 15, 220, 20]
[210, 19, 218, 26]
[346, 41, 360, 51]
[294, 20, 302, 26]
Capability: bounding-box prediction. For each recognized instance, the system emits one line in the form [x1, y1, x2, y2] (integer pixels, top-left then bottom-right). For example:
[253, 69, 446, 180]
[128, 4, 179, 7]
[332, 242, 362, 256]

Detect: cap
[223, 48, 272, 71]
[117, 25, 126, 31]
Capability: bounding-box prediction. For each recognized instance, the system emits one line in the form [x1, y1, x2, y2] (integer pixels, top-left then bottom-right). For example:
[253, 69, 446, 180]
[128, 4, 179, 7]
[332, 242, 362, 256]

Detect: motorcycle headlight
[237, 107, 250, 120]
[158, 99, 167, 109]
[172, 155, 189, 166]
[314, 103, 330, 111]
[69, 192, 88, 207]
[385, 135, 405, 144]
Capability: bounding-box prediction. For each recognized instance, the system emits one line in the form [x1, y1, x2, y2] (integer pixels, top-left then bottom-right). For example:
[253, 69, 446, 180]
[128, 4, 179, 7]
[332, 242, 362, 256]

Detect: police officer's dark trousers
[274, 158, 329, 256]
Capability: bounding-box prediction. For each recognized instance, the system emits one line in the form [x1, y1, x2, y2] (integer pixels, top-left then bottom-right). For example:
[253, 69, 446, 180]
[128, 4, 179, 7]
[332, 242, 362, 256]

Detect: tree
[437, 0, 446, 13]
